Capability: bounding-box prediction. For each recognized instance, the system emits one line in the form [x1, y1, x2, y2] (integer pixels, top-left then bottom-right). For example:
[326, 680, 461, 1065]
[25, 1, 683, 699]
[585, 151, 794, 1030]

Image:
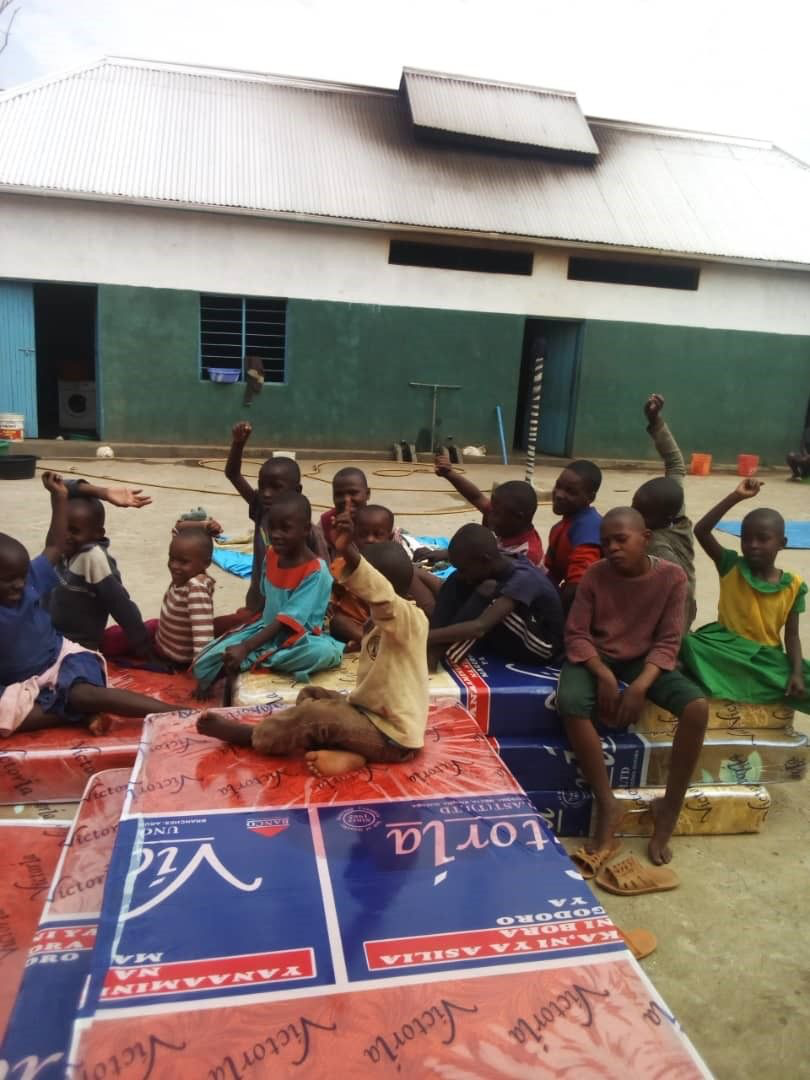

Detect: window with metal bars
[199, 294, 287, 382]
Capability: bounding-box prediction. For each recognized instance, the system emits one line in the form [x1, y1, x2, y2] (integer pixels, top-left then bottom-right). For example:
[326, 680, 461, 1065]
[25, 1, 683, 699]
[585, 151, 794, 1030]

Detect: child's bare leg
[563, 716, 623, 852]
[196, 709, 255, 746]
[68, 684, 178, 718]
[295, 687, 344, 704]
[649, 698, 708, 865]
[16, 706, 74, 733]
[305, 749, 367, 777]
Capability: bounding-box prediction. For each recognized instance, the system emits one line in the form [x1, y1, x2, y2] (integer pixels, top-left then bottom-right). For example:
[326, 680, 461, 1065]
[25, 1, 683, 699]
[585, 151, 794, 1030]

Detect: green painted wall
[573, 320, 810, 464]
[97, 286, 810, 462]
[97, 286, 525, 449]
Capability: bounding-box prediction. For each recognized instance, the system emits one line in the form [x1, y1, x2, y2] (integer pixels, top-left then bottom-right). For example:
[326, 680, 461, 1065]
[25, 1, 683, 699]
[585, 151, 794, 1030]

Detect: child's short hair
[333, 467, 368, 489]
[70, 495, 106, 530]
[633, 477, 682, 524]
[449, 522, 499, 560]
[268, 491, 312, 525]
[356, 504, 395, 531]
[362, 540, 413, 596]
[491, 481, 537, 520]
[259, 456, 301, 486]
[0, 533, 28, 566]
[602, 506, 647, 531]
[741, 507, 785, 536]
[568, 460, 602, 496]
[174, 527, 214, 561]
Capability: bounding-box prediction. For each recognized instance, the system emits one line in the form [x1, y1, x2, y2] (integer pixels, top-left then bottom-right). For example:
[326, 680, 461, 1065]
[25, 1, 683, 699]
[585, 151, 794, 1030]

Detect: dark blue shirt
[0, 555, 63, 685]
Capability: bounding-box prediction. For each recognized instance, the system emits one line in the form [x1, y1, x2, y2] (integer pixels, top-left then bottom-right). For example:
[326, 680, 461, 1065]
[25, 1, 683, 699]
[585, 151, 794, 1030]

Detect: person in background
[786, 396, 810, 480]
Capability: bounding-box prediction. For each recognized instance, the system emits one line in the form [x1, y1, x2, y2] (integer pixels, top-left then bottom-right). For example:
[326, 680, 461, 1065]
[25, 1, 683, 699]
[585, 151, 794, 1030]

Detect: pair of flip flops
[571, 845, 679, 895]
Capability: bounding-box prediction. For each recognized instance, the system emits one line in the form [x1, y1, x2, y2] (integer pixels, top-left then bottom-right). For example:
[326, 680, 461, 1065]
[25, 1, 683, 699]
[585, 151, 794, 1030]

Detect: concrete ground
[4, 453, 809, 1079]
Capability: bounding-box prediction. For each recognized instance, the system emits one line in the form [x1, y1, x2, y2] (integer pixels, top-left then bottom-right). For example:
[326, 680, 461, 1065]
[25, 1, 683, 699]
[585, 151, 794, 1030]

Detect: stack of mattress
[1, 702, 712, 1078]
[232, 651, 804, 837]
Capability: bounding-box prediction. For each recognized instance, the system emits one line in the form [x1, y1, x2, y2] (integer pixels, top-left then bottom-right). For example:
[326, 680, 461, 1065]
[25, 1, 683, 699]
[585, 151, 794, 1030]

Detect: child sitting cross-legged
[197, 511, 429, 778]
[681, 479, 809, 711]
[415, 452, 543, 567]
[192, 493, 343, 690]
[329, 503, 440, 645]
[0, 474, 179, 735]
[427, 523, 564, 671]
[557, 508, 708, 867]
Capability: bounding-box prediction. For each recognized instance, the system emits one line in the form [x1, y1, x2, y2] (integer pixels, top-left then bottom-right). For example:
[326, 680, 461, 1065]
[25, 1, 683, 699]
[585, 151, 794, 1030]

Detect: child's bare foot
[588, 793, 624, 853]
[196, 709, 253, 747]
[305, 750, 367, 777]
[87, 713, 111, 736]
[648, 797, 679, 865]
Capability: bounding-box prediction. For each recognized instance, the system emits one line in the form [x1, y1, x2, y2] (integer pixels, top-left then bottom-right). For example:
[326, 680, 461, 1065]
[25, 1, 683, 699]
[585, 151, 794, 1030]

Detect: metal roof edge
[402, 66, 579, 99]
[0, 56, 109, 102]
[2, 185, 809, 273]
[587, 115, 775, 150]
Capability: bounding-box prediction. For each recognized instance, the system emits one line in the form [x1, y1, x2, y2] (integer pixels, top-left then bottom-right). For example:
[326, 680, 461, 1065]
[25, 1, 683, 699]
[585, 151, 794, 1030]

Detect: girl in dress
[193, 493, 342, 688]
[682, 479, 808, 710]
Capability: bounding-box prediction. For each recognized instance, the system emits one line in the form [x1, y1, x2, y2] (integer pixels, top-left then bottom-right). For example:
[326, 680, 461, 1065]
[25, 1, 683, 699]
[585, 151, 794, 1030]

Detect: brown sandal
[619, 927, 658, 960]
[570, 841, 623, 879]
[595, 854, 679, 896]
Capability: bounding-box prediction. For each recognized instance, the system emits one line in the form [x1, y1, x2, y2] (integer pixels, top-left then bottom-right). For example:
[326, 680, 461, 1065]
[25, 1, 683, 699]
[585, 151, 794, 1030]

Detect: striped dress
[155, 574, 216, 665]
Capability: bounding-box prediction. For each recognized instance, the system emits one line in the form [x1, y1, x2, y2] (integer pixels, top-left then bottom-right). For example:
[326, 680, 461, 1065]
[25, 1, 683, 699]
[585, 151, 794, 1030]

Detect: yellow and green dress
[681, 548, 810, 712]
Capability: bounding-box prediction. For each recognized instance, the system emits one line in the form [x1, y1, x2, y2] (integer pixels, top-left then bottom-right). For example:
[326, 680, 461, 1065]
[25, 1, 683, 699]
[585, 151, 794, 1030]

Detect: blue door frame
[0, 281, 37, 436]
[517, 318, 582, 457]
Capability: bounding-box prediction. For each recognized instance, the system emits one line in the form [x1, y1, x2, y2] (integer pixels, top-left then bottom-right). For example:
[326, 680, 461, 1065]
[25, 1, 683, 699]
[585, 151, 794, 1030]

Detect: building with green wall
[0, 59, 808, 462]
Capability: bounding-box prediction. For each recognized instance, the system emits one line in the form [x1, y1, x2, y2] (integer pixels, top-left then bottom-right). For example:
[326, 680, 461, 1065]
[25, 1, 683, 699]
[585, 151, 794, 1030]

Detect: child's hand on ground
[596, 670, 621, 726]
[106, 487, 152, 509]
[644, 393, 664, 423]
[734, 478, 763, 500]
[231, 421, 252, 445]
[192, 683, 212, 702]
[785, 672, 806, 699]
[41, 471, 68, 498]
[222, 644, 248, 675]
[434, 450, 453, 477]
[615, 682, 646, 728]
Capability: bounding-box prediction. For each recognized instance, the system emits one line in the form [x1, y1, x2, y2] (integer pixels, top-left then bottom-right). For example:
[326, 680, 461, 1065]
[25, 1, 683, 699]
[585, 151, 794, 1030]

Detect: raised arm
[41, 472, 69, 564]
[225, 421, 257, 504]
[68, 479, 152, 509]
[693, 478, 763, 567]
[644, 394, 685, 485]
[435, 451, 490, 514]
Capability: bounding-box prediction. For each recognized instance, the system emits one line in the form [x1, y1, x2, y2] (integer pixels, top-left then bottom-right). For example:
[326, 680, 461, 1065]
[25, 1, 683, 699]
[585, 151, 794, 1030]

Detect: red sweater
[565, 557, 688, 671]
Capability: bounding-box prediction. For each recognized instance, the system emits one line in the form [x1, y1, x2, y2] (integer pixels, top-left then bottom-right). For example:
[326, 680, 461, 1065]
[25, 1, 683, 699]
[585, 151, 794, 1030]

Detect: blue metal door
[536, 321, 580, 456]
[0, 282, 37, 436]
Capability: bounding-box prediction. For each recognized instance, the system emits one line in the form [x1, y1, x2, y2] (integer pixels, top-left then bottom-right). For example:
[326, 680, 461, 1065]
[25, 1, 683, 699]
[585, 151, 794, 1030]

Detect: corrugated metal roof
[402, 68, 599, 158]
[0, 57, 808, 266]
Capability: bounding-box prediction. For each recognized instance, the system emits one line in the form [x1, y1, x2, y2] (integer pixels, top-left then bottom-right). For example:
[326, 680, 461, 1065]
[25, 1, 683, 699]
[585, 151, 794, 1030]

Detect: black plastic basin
[0, 455, 38, 480]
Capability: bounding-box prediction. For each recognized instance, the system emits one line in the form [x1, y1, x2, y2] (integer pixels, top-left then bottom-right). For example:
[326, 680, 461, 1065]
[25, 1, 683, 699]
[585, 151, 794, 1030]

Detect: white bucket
[0, 414, 24, 441]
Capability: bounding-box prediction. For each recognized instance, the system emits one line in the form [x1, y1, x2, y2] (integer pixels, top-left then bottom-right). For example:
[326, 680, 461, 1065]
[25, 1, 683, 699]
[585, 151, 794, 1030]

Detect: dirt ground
[4, 453, 809, 1079]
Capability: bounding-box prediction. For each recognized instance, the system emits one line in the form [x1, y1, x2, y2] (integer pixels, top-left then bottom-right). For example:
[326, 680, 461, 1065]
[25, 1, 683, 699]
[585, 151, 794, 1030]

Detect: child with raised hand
[427, 523, 564, 671]
[317, 467, 376, 558]
[632, 393, 697, 627]
[225, 421, 327, 613]
[682, 479, 809, 710]
[45, 495, 153, 656]
[65, 478, 152, 509]
[329, 503, 440, 645]
[0, 474, 178, 735]
[418, 452, 543, 567]
[193, 493, 342, 689]
[557, 508, 708, 867]
[197, 508, 429, 778]
[546, 460, 603, 611]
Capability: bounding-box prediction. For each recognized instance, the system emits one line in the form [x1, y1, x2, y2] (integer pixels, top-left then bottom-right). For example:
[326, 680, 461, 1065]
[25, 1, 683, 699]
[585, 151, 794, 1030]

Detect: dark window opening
[200, 294, 287, 381]
[568, 257, 699, 291]
[389, 240, 533, 276]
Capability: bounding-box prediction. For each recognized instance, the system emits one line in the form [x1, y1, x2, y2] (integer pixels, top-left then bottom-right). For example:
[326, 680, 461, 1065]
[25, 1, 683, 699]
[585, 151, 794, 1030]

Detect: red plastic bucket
[690, 452, 712, 476]
[737, 454, 759, 477]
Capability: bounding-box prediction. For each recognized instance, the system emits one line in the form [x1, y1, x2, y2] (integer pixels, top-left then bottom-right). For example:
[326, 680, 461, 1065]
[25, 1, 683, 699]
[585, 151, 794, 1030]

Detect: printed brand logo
[338, 807, 381, 831]
[246, 817, 290, 838]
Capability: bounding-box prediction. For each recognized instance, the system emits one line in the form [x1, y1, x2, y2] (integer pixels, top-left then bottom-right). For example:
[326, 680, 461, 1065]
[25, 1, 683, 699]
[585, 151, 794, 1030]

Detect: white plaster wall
[1, 193, 809, 336]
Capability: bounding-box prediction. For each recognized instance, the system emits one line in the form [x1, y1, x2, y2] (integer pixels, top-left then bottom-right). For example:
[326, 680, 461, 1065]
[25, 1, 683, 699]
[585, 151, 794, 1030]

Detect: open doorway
[514, 318, 582, 457]
[34, 284, 98, 438]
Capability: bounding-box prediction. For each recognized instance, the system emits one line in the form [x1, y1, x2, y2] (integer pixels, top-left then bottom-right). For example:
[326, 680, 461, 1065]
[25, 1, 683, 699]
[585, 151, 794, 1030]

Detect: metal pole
[409, 382, 462, 453]
[524, 353, 544, 484]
